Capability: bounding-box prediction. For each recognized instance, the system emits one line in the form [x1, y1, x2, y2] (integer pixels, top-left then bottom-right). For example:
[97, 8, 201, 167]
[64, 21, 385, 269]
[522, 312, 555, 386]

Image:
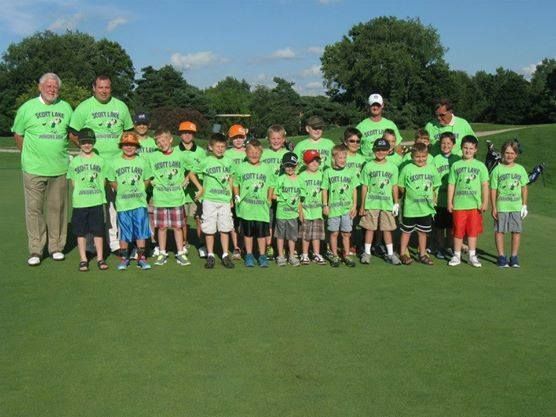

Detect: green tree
[530, 58, 556, 122]
[205, 77, 251, 114]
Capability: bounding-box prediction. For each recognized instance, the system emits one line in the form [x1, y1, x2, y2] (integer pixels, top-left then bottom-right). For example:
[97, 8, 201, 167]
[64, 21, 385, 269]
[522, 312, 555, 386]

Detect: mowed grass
[1, 125, 555, 417]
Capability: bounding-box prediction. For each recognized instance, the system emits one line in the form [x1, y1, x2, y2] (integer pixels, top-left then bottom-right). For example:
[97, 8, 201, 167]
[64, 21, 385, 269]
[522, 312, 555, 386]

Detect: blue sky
[1, 0, 554, 95]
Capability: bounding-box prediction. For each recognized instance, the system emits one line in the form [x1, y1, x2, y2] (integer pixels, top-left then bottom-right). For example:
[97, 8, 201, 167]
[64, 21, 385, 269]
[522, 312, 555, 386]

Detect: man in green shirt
[356, 93, 403, 160]
[12, 72, 73, 266]
[425, 98, 476, 156]
[69, 75, 134, 252]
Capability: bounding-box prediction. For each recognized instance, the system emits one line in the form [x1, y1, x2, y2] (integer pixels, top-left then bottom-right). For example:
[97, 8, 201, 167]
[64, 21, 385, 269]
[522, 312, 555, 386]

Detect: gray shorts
[495, 211, 522, 233]
[327, 213, 353, 233]
[275, 218, 299, 241]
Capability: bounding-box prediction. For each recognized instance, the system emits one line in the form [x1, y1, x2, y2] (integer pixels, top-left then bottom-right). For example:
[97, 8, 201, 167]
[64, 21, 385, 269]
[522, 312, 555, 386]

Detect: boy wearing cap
[383, 129, 404, 168]
[67, 129, 109, 271]
[294, 116, 335, 170]
[356, 93, 403, 160]
[149, 129, 202, 267]
[273, 152, 303, 267]
[134, 113, 157, 155]
[177, 121, 207, 257]
[233, 139, 275, 268]
[322, 144, 360, 267]
[107, 132, 153, 270]
[225, 124, 248, 259]
[359, 138, 401, 265]
[299, 150, 327, 265]
[191, 133, 235, 269]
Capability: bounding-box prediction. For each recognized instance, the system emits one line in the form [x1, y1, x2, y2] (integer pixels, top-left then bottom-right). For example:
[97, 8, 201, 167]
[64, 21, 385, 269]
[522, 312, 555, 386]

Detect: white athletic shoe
[51, 251, 65, 261]
[468, 255, 482, 268]
[448, 255, 461, 266]
[28, 254, 41, 266]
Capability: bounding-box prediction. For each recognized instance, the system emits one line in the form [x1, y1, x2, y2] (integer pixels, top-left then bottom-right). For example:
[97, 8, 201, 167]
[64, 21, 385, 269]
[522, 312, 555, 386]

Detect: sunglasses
[347, 139, 361, 144]
[436, 112, 450, 118]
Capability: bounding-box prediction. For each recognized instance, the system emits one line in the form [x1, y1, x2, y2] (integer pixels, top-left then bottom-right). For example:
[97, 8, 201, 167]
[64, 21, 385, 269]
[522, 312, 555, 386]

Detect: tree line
[1, 17, 554, 136]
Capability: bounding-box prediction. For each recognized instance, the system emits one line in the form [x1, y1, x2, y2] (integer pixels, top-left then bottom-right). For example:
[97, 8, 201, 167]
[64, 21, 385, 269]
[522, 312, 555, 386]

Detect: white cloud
[271, 47, 296, 59]
[520, 61, 541, 79]
[305, 81, 323, 89]
[301, 65, 322, 77]
[307, 46, 324, 55]
[48, 13, 85, 31]
[171, 51, 220, 71]
[106, 17, 128, 32]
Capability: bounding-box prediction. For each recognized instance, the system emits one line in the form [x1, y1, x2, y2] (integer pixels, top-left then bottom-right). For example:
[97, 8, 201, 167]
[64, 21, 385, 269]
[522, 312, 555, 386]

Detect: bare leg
[174, 228, 184, 252]
[257, 237, 266, 256]
[330, 231, 339, 255]
[302, 239, 310, 256]
[341, 232, 351, 257]
[205, 234, 215, 254]
[494, 232, 505, 256]
[77, 237, 87, 262]
[418, 232, 428, 256]
[511, 232, 521, 257]
[467, 236, 477, 252]
[311, 239, 321, 255]
[220, 232, 230, 255]
[288, 239, 296, 258]
[400, 232, 411, 256]
[158, 227, 168, 252]
[277, 238, 285, 258]
[244, 236, 253, 254]
[94, 236, 104, 261]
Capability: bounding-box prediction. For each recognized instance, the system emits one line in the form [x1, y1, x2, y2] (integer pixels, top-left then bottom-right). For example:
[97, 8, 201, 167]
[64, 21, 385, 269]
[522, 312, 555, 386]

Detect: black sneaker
[222, 255, 235, 269]
[205, 255, 215, 269]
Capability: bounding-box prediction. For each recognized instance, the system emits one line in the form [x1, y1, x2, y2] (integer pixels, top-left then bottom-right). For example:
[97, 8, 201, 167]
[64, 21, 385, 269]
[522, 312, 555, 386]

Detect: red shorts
[452, 209, 483, 239]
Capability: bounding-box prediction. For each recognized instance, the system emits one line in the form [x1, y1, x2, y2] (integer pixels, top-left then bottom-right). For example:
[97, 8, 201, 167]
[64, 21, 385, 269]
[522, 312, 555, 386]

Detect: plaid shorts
[300, 219, 325, 241]
[153, 206, 186, 229]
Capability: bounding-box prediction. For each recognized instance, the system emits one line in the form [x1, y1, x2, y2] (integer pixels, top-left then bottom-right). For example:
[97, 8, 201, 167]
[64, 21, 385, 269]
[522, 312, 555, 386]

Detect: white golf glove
[392, 203, 400, 217]
[520, 205, 528, 218]
[234, 194, 241, 204]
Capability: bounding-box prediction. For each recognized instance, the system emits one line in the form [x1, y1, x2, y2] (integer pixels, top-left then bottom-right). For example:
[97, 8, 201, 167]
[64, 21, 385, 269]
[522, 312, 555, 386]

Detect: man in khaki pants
[12, 73, 73, 266]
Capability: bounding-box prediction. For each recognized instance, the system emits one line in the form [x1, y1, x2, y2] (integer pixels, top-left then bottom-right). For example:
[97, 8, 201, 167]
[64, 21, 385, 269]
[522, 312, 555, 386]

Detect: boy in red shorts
[447, 135, 489, 267]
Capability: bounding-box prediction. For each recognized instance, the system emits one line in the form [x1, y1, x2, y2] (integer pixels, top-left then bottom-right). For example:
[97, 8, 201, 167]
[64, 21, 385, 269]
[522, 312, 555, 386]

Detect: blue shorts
[118, 207, 151, 242]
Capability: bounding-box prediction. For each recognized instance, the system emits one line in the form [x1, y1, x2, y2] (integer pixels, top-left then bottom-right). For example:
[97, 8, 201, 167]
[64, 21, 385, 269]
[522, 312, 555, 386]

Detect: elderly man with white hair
[12, 72, 73, 266]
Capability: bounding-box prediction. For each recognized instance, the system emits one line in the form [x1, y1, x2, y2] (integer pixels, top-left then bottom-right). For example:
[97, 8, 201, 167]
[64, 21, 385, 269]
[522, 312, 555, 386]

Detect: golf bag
[485, 140, 502, 174]
[528, 163, 546, 185]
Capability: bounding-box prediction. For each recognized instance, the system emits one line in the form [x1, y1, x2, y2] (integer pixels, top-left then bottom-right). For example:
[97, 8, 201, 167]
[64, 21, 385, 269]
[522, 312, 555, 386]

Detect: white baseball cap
[368, 93, 384, 106]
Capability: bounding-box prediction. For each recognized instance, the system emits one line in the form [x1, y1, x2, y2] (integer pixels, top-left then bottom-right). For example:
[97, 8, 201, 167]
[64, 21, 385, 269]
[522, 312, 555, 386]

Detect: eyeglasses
[347, 140, 361, 144]
[436, 112, 449, 118]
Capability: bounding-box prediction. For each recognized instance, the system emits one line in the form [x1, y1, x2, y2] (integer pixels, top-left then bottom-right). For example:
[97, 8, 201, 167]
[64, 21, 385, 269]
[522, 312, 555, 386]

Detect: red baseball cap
[303, 149, 321, 164]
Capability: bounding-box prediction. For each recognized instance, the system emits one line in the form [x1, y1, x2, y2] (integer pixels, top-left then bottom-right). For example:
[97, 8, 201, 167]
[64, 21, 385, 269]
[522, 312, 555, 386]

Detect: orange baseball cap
[119, 132, 141, 148]
[178, 121, 197, 132]
[228, 124, 247, 138]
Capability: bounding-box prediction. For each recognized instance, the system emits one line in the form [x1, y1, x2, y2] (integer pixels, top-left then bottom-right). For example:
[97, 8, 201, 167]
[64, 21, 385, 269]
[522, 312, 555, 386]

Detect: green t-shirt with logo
[275, 174, 303, 220]
[12, 97, 73, 176]
[225, 148, 246, 175]
[489, 163, 528, 212]
[261, 148, 288, 177]
[448, 159, 489, 210]
[398, 163, 441, 217]
[200, 155, 233, 204]
[137, 137, 158, 155]
[147, 149, 190, 208]
[322, 167, 360, 217]
[70, 96, 133, 159]
[425, 116, 475, 156]
[299, 170, 323, 220]
[346, 153, 366, 177]
[294, 138, 335, 170]
[356, 117, 403, 159]
[433, 153, 461, 207]
[386, 151, 403, 168]
[361, 160, 398, 211]
[107, 155, 151, 212]
[67, 153, 107, 208]
[233, 162, 275, 222]
[178, 143, 207, 204]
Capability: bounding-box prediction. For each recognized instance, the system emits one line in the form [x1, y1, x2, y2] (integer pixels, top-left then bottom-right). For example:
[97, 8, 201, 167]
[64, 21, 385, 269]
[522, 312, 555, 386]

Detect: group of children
[66, 114, 529, 271]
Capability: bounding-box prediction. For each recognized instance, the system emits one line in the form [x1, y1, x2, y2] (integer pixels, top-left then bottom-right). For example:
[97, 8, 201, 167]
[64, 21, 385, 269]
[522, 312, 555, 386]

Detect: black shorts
[269, 200, 278, 229]
[240, 219, 270, 238]
[434, 207, 453, 229]
[400, 215, 433, 234]
[71, 205, 105, 237]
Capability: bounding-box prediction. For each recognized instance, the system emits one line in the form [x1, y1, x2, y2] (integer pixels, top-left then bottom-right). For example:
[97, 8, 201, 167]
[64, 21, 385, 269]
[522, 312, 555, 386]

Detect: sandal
[400, 254, 413, 265]
[79, 261, 89, 272]
[97, 259, 109, 271]
[419, 254, 434, 265]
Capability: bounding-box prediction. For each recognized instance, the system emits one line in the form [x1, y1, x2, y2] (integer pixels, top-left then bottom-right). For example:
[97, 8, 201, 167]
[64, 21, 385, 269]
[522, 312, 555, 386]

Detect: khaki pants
[23, 172, 68, 256]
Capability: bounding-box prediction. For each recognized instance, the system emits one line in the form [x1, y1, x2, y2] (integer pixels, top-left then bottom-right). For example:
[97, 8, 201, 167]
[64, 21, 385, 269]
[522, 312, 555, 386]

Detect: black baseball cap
[78, 128, 96, 144]
[305, 116, 325, 129]
[282, 152, 298, 166]
[373, 138, 390, 151]
[134, 112, 150, 125]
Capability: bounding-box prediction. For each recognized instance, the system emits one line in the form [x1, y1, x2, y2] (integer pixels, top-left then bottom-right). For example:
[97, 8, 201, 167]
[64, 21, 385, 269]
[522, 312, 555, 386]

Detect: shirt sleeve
[489, 165, 499, 189]
[479, 162, 489, 183]
[11, 102, 28, 135]
[448, 165, 456, 185]
[69, 102, 87, 131]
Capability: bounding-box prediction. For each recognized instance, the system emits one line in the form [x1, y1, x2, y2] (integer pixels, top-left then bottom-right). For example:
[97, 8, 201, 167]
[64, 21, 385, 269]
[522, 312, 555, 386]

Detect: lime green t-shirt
[294, 138, 335, 170]
[261, 148, 288, 177]
[433, 153, 461, 207]
[386, 151, 403, 168]
[425, 116, 475, 156]
[361, 160, 399, 211]
[70, 96, 133, 159]
[200, 155, 233, 204]
[299, 170, 323, 220]
[489, 163, 528, 212]
[137, 137, 158, 155]
[225, 148, 246, 174]
[177, 143, 207, 204]
[398, 163, 441, 217]
[147, 149, 190, 208]
[346, 153, 366, 176]
[107, 155, 151, 212]
[12, 97, 73, 176]
[275, 174, 303, 220]
[67, 153, 107, 208]
[322, 167, 360, 217]
[233, 162, 275, 222]
[448, 159, 489, 210]
[356, 117, 403, 159]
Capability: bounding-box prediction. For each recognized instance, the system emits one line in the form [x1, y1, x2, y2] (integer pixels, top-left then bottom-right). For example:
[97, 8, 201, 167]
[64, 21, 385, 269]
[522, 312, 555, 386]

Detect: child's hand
[298, 212, 304, 223]
[182, 178, 190, 188]
[349, 206, 357, 219]
[520, 205, 528, 218]
[392, 203, 400, 217]
[358, 207, 366, 216]
[323, 205, 330, 216]
[194, 188, 204, 201]
[447, 202, 453, 213]
[480, 202, 488, 213]
[491, 208, 498, 220]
